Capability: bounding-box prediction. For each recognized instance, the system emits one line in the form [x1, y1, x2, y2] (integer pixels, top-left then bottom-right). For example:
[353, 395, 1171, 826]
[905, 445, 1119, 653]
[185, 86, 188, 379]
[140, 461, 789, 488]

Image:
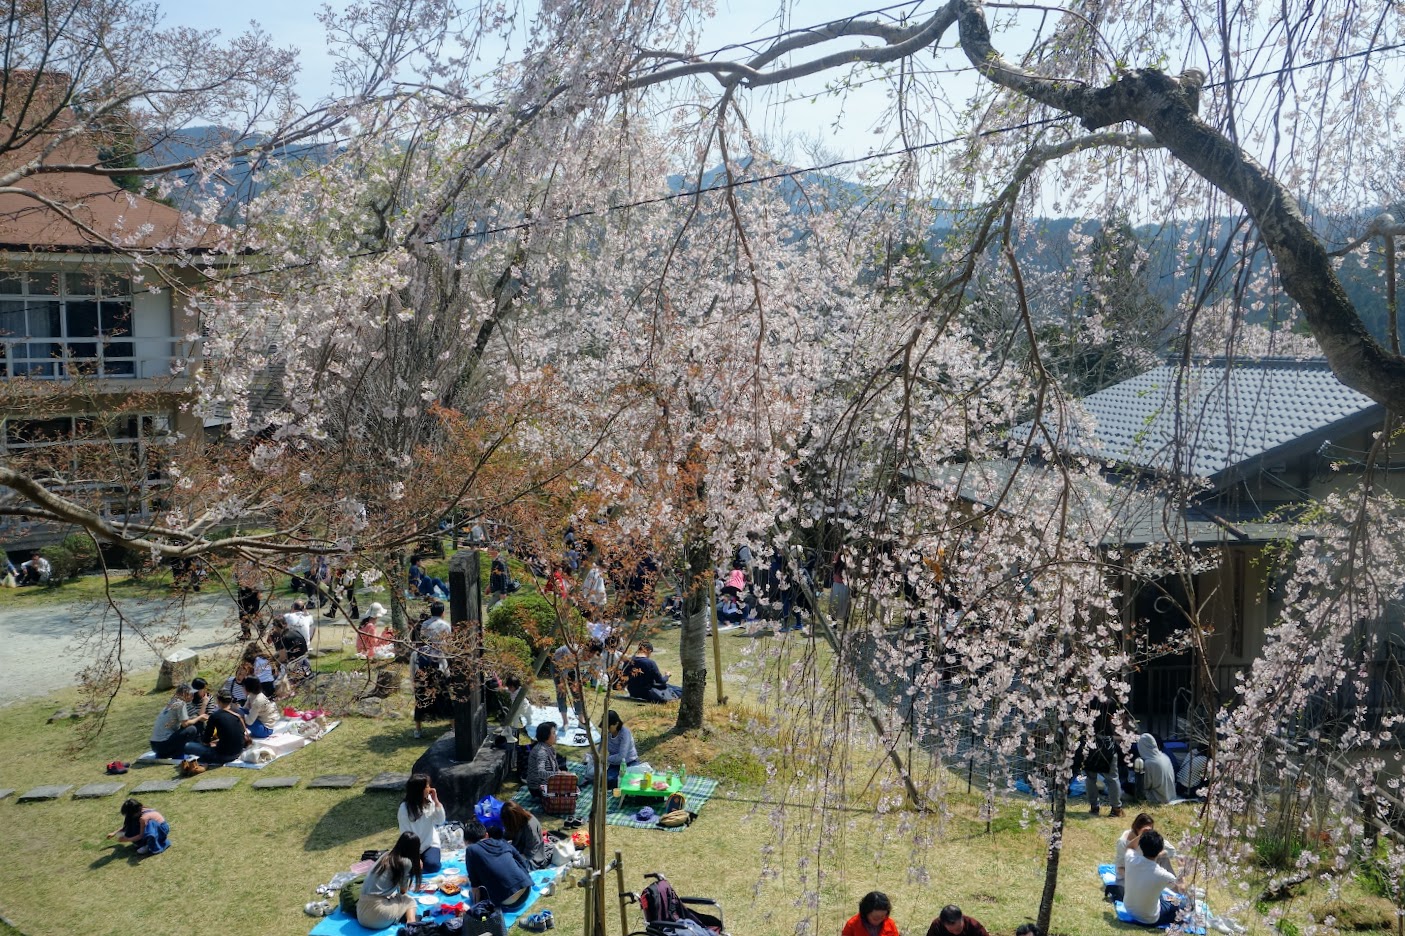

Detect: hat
[367, 602, 388, 618]
[633, 806, 656, 822]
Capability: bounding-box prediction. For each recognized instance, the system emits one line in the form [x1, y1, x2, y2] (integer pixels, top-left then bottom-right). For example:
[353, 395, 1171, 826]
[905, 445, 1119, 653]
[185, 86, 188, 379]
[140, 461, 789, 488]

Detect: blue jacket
[466, 837, 534, 907]
[625, 655, 668, 701]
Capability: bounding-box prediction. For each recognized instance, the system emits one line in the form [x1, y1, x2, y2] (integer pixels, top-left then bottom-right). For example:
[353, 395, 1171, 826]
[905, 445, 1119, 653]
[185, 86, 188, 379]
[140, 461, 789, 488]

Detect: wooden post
[614, 850, 629, 936]
[708, 583, 725, 705]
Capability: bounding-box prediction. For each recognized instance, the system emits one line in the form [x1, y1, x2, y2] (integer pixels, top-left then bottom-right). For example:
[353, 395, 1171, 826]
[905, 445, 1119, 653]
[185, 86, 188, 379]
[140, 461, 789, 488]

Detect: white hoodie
[1138, 733, 1177, 804]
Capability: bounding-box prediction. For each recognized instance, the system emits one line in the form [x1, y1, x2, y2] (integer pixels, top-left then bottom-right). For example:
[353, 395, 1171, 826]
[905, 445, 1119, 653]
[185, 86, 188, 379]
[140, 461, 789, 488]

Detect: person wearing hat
[357, 603, 391, 657]
[624, 640, 681, 703]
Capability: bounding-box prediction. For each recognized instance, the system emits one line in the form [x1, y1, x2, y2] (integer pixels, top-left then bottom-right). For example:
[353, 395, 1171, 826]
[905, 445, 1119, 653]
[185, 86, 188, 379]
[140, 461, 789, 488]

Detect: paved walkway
[0, 592, 240, 705]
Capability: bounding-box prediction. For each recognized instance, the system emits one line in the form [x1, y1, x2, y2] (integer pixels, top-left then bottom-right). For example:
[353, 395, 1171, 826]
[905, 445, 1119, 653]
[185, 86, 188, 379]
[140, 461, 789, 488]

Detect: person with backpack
[357, 832, 424, 929]
[842, 892, 899, 936]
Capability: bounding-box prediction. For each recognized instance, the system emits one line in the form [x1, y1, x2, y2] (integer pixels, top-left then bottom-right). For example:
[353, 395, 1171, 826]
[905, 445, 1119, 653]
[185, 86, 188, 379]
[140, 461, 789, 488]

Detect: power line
[225, 37, 1405, 280]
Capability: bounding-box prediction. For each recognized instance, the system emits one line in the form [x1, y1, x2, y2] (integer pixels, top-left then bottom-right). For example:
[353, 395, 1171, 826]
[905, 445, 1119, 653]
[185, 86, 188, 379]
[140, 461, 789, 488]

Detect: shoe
[182, 760, 206, 776]
[414, 728, 423, 739]
[304, 901, 333, 917]
[1109, 807, 1125, 818]
[1089, 805, 1101, 815]
[136, 846, 150, 855]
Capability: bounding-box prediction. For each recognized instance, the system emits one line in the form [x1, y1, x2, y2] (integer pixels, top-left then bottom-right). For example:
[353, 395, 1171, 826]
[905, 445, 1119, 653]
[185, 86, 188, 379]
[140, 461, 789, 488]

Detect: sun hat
[633, 806, 656, 822]
[367, 602, 389, 618]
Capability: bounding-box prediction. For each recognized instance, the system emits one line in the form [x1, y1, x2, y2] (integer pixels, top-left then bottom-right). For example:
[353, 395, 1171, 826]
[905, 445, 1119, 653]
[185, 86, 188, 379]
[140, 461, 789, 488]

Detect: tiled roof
[1026, 359, 1379, 482]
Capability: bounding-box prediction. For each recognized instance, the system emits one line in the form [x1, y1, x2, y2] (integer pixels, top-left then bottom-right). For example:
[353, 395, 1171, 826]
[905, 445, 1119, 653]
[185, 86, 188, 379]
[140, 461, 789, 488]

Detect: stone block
[131, 779, 183, 794]
[17, 784, 72, 802]
[308, 774, 358, 789]
[411, 733, 512, 823]
[155, 647, 199, 691]
[0, 789, 13, 801]
[251, 776, 299, 789]
[191, 775, 240, 791]
[73, 782, 125, 799]
[366, 772, 411, 792]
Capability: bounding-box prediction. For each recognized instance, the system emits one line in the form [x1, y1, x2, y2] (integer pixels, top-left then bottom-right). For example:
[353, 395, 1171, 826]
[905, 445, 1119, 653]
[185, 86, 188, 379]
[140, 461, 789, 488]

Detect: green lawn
[0, 615, 1394, 936]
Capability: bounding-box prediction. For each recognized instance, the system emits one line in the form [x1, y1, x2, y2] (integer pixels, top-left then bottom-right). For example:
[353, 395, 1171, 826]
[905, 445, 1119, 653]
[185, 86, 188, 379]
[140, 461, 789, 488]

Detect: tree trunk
[674, 535, 711, 731]
[1037, 763, 1068, 935]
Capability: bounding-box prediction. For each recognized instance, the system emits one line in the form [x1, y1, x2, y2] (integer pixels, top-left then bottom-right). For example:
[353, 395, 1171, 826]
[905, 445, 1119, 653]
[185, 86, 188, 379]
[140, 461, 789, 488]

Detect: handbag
[461, 888, 508, 936]
[550, 835, 576, 867]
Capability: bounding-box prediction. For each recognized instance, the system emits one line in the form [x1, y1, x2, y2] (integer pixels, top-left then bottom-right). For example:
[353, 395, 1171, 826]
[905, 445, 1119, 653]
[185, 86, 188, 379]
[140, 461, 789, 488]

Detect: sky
[154, 0, 982, 163]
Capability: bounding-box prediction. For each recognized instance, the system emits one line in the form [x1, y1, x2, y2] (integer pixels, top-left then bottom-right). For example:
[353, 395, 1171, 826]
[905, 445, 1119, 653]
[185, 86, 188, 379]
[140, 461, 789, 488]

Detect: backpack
[338, 874, 367, 915]
[638, 878, 689, 924]
[663, 792, 685, 814]
[656, 809, 694, 828]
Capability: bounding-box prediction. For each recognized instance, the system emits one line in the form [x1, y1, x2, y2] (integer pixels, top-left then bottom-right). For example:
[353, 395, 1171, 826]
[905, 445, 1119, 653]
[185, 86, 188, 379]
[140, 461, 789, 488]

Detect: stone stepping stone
[251, 776, 300, 790]
[308, 774, 358, 789]
[0, 789, 14, 801]
[74, 781, 126, 799]
[131, 779, 183, 794]
[366, 772, 410, 792]
[17, 784, 73, 802]
[191, 775, 240, 792]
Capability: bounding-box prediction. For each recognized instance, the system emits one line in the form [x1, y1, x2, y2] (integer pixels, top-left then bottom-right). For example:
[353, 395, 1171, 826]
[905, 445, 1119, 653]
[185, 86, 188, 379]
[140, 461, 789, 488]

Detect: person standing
[925, 905, 990, 936]
[553, 639, 603, 727]
[1086, 707, 1123, 817]
[489, 548, 510, 607]
[582, 560, 607, 613]
[234, 561, 263, 639]
[420, 601, 451, 646]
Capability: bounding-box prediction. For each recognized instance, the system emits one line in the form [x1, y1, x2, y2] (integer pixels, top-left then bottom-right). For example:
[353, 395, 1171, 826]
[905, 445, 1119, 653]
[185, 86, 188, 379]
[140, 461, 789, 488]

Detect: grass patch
[0, 612, 1394, 935]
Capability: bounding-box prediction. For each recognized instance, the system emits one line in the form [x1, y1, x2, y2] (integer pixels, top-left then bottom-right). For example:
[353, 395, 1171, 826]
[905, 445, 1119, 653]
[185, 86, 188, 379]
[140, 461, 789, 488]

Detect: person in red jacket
[925, 905, 990, 936]
[842, 892, 899, 936]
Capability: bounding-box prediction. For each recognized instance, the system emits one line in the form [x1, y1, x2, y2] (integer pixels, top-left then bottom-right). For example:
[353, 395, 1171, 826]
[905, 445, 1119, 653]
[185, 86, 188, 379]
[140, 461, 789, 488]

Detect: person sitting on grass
[183, 689, 250, 768]
[841, 891, 898, 936]
[357, 831, 424, 930]
[105, 798, 170, 855]
[1123, 829, 1188, 927]
[525, 722, 565, 799]
[464, 820, 535, 911]
[1112, 813, 1175, 901]
[398, 773, 447, 873]
[624, 640, 682, 703]
[925, 904, 990, 936]
[605, 710, 641, 789]
[149, 683, 198, 760]
[501, 799, 550, 869]
[238, 676, 279, 739]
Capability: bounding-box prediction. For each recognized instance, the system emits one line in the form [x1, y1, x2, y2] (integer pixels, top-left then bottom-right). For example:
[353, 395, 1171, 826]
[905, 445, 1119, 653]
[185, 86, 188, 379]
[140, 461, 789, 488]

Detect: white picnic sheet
[517, 702, 601, 747]
[136, 718, 341, 769]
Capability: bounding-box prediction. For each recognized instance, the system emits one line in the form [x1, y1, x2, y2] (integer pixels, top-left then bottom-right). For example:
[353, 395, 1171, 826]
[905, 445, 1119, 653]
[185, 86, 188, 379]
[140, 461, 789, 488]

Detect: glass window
[99, 274, 131, 297]
[0, 300, 25, 337]
[99, 301, 131, 336]
[6, 418, 73, 446]
[28, 272, 58, 296]
[0, 274, 21, 295]
[28, 301, 60, 337]
[64, 272, 96, 296]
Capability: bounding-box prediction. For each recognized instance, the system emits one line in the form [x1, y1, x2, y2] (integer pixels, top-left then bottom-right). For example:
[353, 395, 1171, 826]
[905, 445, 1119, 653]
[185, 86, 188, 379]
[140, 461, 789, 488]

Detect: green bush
[485, 633, 533, 683]
[60, 534, 99, 573]
[38, 544, 79, 583]
[1254, 831, 1306, 870]
[487, 592, 584, 649]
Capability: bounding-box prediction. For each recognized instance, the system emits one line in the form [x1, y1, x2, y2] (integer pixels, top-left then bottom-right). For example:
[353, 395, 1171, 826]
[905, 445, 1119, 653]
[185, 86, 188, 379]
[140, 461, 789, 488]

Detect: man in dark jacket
[625, 640, 681, 703]
[464, 820, 534, 909]
[183, 690, 250, 765]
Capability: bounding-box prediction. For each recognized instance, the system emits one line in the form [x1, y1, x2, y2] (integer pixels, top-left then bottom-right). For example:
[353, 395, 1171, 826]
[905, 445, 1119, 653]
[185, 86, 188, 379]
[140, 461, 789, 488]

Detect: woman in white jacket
[397, 773, 446, 872]
[1137, 733, 1177, 804]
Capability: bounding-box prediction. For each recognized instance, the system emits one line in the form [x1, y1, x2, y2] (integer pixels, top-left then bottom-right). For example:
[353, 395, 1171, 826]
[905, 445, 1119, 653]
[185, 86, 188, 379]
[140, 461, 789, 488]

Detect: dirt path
[0, 592, 242, 705]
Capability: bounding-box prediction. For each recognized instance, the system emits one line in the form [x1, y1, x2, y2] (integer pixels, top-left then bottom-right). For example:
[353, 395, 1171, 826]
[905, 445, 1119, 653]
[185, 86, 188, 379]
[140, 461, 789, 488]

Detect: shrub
[60, 534, 99, 573]
[487, 592, 584, 649]
[1254, 831, 1306, 870]
[485, 633, 533, 684]
[39, 544, 78, 583]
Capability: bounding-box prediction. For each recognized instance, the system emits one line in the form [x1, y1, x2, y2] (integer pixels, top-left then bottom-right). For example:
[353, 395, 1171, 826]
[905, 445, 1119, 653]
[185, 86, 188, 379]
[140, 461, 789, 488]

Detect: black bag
[462, 890, 508, 936]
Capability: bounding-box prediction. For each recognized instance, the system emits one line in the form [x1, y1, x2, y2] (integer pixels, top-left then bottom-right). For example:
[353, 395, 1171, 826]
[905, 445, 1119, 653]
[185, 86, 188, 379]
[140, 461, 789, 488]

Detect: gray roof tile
[1027, 359, 1378, 480]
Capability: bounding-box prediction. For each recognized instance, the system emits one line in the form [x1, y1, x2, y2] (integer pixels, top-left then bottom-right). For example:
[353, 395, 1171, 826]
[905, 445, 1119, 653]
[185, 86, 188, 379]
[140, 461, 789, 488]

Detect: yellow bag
[656, 809, 693, 828]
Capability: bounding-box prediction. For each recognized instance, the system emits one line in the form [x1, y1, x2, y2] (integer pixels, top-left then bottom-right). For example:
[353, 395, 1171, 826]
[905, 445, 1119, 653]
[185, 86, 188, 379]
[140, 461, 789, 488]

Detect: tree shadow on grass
[305, 792, 397, 852]
[634, 726, 687, 758]
[364, 725, 439, 756]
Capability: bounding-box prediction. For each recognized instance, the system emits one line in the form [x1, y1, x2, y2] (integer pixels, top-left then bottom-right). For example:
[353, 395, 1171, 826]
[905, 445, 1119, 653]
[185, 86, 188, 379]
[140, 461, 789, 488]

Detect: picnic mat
[309, 865, 561, 936]
[1112, 899, 1208, 934]
[136, 718, 341, 769]
[517, 703, 601, 747]
[511, 773, 720, 831]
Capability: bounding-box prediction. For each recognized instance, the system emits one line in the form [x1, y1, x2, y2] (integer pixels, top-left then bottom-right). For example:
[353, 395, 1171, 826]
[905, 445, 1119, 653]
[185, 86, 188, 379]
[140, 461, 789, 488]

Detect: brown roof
[0, 77, 223, 254]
